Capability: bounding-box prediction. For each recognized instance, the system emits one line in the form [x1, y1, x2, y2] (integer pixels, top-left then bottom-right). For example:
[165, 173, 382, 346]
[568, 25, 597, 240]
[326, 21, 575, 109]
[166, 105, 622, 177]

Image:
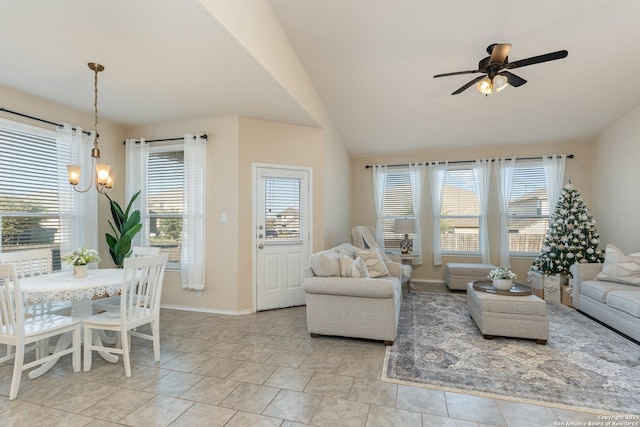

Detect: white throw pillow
[340, 255, 369, 278]
[594, 244, 640, 286]
[310, 250, 341, 277]
[333, 243, 356, 259]
[355, 248, 389, 278]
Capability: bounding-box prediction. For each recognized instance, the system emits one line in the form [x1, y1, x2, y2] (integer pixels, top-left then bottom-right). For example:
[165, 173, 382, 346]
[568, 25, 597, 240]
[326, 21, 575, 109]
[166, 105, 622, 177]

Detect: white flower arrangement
[62, 247, 101, 266]
[488, 267, 517, 280]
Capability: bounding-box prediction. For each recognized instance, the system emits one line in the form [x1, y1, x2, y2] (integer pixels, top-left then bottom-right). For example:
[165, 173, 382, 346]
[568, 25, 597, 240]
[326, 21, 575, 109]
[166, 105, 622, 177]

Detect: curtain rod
[364, 154, 574, 169]
[122, 135, 208, 145]
[0, 107, 93, 136]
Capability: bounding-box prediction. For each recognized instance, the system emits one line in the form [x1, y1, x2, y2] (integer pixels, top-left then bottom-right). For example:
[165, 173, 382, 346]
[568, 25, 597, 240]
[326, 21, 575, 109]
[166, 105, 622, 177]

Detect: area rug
[382, 293, 640, 414]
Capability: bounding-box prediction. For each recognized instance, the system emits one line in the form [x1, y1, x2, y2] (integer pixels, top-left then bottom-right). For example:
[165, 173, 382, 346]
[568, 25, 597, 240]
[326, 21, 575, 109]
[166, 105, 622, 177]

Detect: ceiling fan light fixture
[493, 74, 509, 93]
[476, 77, 492, 95]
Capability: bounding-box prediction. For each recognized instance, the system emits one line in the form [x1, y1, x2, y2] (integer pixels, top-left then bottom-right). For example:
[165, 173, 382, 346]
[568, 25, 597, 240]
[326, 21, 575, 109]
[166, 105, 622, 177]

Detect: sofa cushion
[595, 244, 640, 286]
[310, 250, 341, 277]
[580, 280, 639, 303]
[606, 290, 640, 318]
[339, 255, 369, 278]
[355, 248, 389, 278]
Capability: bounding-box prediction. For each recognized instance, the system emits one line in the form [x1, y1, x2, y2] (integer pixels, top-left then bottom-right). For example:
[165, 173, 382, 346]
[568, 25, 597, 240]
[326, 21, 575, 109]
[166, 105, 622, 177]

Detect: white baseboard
[160, 304, 253, 316]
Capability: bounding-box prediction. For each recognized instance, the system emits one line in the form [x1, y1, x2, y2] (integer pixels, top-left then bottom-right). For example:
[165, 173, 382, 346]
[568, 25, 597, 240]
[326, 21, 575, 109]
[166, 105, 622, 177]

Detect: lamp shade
[394, 218, 417, 235]
[493, 74, 509, 92]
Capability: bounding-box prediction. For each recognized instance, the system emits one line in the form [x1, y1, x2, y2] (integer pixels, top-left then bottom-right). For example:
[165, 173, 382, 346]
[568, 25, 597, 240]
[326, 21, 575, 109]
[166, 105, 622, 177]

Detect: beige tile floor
[0, 286, 615, 427]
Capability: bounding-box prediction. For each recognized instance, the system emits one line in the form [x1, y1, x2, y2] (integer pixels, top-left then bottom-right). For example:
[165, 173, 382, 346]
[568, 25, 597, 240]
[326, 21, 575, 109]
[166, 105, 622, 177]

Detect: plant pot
[492, 279, 513, 291]
[73, 265, 88, 279]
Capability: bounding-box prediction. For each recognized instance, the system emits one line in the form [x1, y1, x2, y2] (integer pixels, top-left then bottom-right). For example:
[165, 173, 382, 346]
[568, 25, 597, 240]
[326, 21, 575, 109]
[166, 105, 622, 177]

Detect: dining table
[19, 268, 124, 379]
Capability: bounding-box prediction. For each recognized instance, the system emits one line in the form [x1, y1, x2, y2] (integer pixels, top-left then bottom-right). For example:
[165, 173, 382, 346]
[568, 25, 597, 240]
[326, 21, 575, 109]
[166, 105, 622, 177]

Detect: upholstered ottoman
[466, 282, 549, 344]
[445, 263, 497, 290]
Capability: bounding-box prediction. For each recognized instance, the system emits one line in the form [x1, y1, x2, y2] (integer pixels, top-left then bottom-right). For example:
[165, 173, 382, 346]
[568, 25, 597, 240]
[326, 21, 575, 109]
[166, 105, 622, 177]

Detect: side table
[399, 254, 417, 293]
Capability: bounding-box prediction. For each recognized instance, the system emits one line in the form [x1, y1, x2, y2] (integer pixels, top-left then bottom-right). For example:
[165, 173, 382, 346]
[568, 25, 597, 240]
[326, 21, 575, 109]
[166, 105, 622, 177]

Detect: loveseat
[303, 243, 403, 345]
[570, 245, 640, 342]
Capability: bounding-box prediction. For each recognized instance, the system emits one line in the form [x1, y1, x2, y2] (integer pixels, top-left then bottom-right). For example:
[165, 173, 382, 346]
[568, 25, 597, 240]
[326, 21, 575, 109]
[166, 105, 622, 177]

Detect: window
[148, 146, 183, 269]
[0, 119, 63, 268]
[380, 168, 416, 251]
[507, 162, 548, 254]
[264, 177, 301, 242]
[440, 167, 480, 253]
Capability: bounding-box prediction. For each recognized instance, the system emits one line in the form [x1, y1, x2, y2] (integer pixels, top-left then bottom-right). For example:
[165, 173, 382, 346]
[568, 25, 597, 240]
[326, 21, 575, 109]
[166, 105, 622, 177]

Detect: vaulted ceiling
[1, 0, 639, 156]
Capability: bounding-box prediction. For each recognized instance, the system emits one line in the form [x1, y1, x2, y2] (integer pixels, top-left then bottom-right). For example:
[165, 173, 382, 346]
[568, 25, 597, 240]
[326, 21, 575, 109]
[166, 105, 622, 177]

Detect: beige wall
[591, 103, 640, 253]
[0, 84, 126, 267]
[351, 139, 593, 283]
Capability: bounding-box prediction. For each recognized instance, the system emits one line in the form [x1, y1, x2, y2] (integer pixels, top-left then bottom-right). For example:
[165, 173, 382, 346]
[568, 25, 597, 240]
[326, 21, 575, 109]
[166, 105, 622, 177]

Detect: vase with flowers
[488, 267, 517, 291]
[62, 247, 101, 279]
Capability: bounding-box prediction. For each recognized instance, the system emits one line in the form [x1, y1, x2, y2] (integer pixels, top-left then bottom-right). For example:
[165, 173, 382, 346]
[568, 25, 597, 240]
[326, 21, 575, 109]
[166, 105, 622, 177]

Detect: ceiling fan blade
[500, 71, 527, 87]
[433, 70, 481, 78]
[451, 75, 486, 95]
[508, 50, 568, 69]
[489, 43, 511, 63]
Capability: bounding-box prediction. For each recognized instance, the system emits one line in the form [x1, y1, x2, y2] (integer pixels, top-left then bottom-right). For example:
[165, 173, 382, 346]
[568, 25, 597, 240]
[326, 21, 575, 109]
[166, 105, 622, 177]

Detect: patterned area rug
[382, 293, 640, 414]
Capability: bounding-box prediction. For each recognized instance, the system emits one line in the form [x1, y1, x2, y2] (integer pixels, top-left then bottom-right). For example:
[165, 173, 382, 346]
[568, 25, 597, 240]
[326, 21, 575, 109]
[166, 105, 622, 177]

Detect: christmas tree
[530, 182, 604, 275]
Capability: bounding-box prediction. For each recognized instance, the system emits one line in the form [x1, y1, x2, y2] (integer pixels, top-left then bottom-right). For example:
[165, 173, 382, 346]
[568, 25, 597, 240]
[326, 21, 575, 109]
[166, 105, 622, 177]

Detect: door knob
[258, 244, 264, 249]
[258, 234, 263, 239]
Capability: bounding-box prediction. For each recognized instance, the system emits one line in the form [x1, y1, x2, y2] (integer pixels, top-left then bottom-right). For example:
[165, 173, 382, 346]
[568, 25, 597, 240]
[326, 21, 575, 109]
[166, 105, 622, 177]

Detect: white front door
[254, 164, 311, 311]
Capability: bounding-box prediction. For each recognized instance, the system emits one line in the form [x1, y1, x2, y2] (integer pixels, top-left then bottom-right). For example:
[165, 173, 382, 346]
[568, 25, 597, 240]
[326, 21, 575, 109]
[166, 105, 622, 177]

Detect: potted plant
[488, 267, 517, 291]
[62, 247, 101, 278]
[105, 191, 142, 268]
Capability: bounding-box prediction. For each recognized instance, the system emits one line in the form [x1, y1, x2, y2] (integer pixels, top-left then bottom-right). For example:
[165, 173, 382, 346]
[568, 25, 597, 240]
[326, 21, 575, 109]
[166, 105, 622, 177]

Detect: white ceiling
[1, 0, 639, 156]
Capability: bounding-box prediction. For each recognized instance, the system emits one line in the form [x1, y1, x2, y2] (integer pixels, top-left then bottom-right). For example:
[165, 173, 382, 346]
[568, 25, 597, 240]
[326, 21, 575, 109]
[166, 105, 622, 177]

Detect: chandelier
[66, 63, 114, 194]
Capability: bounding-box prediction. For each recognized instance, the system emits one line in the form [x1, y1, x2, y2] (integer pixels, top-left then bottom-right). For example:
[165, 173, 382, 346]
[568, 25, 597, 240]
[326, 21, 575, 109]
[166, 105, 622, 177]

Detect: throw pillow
[333, 243, 356, 259]
[310, 250, 341, 277]
[355, 248, 389, 278]
[339, 255, 369, 278]
[594, 244, 640, 286]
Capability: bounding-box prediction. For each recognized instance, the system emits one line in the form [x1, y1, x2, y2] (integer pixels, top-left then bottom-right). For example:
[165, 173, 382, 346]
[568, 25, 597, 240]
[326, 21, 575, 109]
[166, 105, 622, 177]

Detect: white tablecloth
[20, 268, 123, 304]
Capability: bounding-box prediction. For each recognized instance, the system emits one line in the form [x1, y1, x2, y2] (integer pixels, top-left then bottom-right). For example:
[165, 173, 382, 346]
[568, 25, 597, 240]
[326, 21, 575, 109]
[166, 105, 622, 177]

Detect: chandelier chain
[93, 66, 99, 149]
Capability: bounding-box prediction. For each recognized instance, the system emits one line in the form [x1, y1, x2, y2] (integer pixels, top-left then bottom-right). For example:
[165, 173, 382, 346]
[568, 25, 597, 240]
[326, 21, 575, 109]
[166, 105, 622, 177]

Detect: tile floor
[0, 287, 617, 427]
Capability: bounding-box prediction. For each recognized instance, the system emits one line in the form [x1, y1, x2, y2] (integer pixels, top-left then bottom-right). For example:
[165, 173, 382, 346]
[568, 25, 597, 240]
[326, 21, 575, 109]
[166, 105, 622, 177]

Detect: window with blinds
[148, 148, 183, 268]
[508, 162, 549, 254]
[381, 169, 416, 251]
[264, 177, 301, 242]
[0, 120, 63, 266]
[441, 167, 480, 253]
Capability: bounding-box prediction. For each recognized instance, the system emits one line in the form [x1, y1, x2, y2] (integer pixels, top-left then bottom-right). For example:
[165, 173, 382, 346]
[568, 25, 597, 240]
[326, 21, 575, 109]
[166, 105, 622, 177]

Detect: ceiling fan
[433, 43, 568, 95]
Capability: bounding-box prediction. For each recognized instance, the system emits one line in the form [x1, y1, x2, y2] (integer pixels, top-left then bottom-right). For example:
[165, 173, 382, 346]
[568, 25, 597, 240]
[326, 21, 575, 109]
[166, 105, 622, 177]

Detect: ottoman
[466, 282, 549, 344]
[445, 263, 497, 290]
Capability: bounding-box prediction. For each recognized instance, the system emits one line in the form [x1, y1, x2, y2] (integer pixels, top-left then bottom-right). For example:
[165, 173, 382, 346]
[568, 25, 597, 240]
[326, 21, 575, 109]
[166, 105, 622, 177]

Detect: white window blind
[381, 169, 416, 250]
[265, 177, 301, 242]
[508, 162, 548, 254]
[441, 167, 480, 253]
[0, 121, 64, 268]
[148, 148, 183, 268]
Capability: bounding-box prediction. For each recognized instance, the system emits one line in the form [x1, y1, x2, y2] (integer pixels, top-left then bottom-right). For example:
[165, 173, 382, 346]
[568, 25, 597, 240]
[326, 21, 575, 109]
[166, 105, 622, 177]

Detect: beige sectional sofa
[570, 247, 640, 342]
[303, 243, 403, 345]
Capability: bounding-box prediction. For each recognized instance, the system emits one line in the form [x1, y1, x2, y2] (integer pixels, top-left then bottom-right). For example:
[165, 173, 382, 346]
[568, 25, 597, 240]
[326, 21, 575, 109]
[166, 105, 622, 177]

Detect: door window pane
[265, 177, 301, 242]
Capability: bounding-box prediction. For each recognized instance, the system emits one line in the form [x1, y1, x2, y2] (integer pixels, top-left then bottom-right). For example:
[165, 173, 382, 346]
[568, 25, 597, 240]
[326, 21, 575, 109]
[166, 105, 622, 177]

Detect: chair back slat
[0, 249, 53, 278]
[120, 254, 168, 323]
[0, 264, 24, 339]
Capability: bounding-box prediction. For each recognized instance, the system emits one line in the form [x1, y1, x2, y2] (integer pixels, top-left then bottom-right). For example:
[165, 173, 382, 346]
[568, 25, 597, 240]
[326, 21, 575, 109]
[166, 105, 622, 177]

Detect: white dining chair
[0, 264, 81, 400]
[0, 249, 72, 316]
[92, 246, 161, 313]
[83, 253, 168, 377]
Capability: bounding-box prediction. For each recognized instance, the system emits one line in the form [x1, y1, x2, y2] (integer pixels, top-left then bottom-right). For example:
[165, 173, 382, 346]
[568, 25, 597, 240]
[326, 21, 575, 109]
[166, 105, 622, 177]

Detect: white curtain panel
[125, 139, 149, 248]
[473, 159, 491, 264]
[408, 162, 426, 265]
[181, 134, 206, 290]
[494, 158, 516, 268]
[372, 164, 387, 248]
[428, 161, 448, 266]
[57, 124, 98, 267]
[542, 154, 567, 213]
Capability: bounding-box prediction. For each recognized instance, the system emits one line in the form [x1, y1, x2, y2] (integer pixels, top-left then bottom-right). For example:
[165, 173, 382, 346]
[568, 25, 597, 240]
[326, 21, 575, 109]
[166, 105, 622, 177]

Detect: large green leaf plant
[105, 191, 142, 268]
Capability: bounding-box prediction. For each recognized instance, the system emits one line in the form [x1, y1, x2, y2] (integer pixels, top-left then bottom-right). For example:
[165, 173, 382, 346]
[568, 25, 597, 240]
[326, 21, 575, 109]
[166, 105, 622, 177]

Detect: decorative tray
[472, 280, 533, 296]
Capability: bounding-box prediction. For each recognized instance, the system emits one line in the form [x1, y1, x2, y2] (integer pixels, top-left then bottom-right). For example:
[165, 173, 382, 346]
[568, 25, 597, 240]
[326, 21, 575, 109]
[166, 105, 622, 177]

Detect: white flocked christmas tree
[530, 182, 604, 275]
